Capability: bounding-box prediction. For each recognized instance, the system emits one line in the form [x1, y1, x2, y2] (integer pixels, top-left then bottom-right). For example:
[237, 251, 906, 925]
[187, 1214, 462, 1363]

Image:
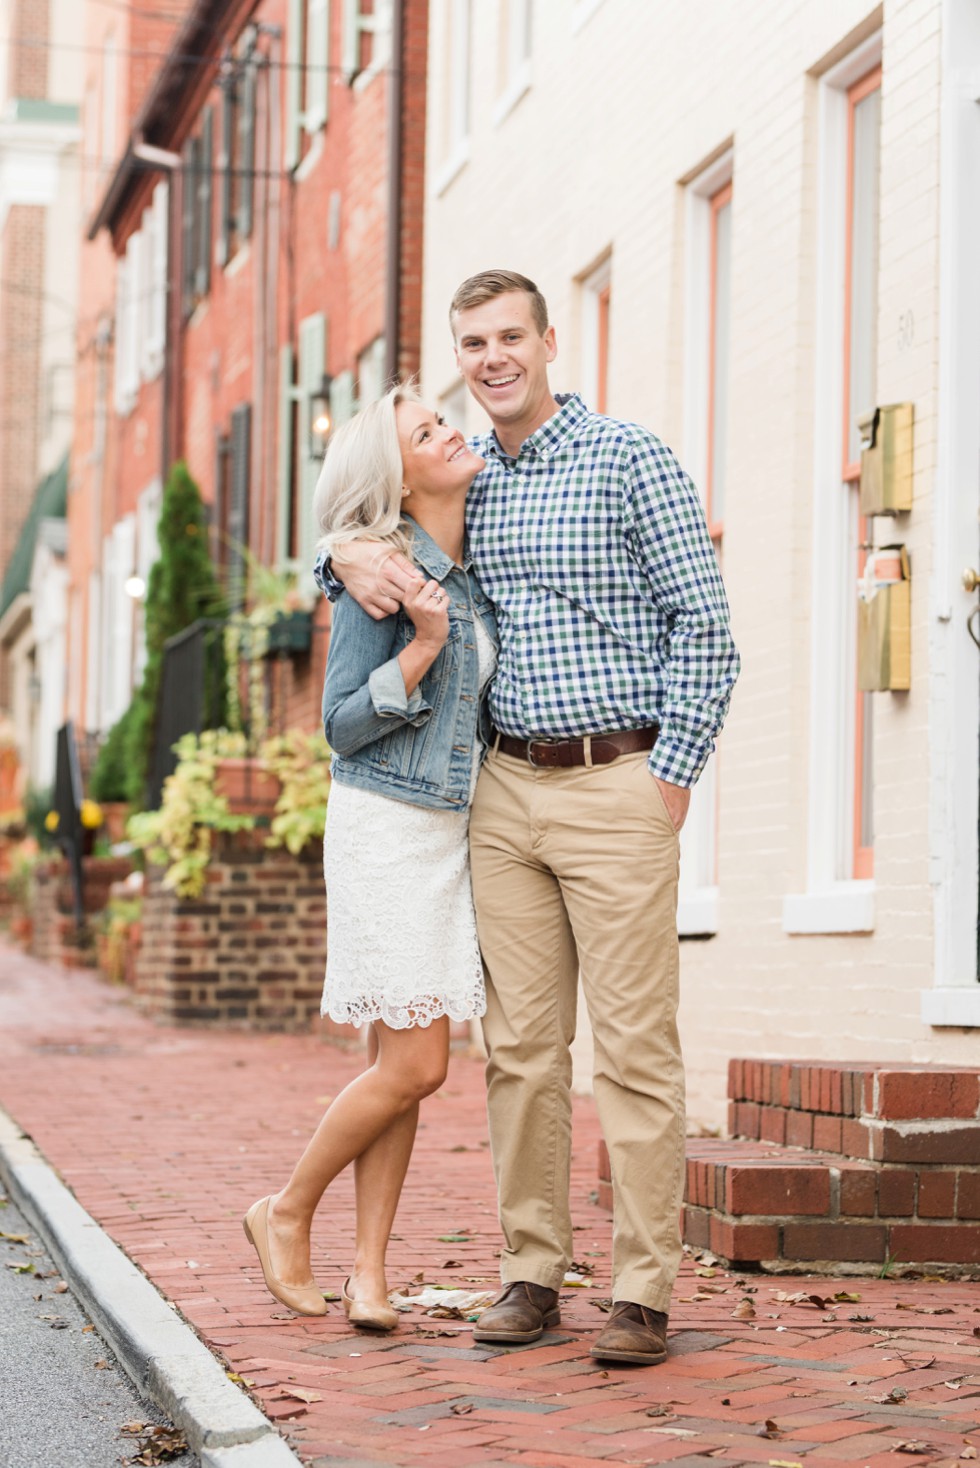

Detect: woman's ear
[401, 484, 411, 499]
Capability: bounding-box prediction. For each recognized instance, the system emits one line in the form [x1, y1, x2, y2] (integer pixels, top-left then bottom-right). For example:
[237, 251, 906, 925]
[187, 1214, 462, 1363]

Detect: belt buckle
[526, 738, 558, 768]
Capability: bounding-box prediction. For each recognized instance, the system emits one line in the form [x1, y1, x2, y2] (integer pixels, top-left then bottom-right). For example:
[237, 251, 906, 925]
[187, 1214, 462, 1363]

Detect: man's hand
[334, 543, 424, 619]
[654, 777, 690, 834]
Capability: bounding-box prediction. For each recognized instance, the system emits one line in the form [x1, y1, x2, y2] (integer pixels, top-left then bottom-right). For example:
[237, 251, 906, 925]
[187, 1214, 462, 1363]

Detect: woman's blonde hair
[312, 382, 420, 562]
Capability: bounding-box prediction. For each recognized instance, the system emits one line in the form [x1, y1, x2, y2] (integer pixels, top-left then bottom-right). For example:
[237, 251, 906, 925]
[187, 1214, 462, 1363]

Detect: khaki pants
[469, 746, 685, 1314]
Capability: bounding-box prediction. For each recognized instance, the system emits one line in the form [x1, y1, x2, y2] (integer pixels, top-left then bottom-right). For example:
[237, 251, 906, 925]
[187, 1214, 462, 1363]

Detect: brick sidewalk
[0, 944, 977, 1468]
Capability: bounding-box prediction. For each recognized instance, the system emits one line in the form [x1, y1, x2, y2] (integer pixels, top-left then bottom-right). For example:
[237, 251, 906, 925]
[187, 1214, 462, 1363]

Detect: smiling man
[326, 268, 739, 1366]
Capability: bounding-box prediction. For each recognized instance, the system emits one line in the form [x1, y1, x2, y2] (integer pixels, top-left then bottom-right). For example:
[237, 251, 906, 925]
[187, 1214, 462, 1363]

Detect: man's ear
[544, 325, 558, 363]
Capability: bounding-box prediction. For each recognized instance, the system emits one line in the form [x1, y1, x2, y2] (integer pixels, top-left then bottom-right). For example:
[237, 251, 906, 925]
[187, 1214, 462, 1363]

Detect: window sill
[782, 882, 874, 934]
[294, 131, 323, 184]
[224, 240, 251, 278]
[433, 142, 470, 198]
[678, 886, 718, 937]
[920, 987, 980, 1028]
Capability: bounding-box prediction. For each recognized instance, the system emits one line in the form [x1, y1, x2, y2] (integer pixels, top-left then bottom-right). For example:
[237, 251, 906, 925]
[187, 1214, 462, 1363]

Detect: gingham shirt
[465, 393, 739, 787]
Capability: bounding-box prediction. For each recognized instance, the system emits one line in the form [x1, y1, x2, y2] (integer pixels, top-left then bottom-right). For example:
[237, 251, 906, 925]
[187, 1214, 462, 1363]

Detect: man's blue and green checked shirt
[316, 392, 739, 789]
[463, 393, 738, 788]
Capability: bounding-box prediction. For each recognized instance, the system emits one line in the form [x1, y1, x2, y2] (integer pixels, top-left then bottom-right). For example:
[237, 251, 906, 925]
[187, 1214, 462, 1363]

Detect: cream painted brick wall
[422, 0, 978, 1129]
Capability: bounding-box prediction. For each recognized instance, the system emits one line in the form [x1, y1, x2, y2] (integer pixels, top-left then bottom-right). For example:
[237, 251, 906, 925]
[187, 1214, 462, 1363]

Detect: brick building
[419, 0, 980, 1123]
[68, 0, 428, 745]
[0, 0, 82, 787]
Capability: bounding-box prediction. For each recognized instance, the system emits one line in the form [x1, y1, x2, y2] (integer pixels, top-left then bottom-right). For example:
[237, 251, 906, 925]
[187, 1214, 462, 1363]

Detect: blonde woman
[243, 384, 496, 1330]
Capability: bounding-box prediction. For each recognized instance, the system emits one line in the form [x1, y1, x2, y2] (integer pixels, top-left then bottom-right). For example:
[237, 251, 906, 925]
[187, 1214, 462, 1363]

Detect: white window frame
[677, 149, 733, 938]
[579, 255, 611, 416]
[433, 0, 472, 195]
[356, 336, 386, 405]
[101, 516, 136, 728]
[921, 1, 980, 1028]
[133, 480, 162, 683]
[781, 31, 881, 937]
[492, 0, 532, 128]
[572, 0, 605, 36]
[344, 0, 393, 89]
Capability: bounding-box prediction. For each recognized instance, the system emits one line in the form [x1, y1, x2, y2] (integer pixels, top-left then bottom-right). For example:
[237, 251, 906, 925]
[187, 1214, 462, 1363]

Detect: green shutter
[330, 368, 356, 428]
[196, 107, 213, 296]
[342, 0, 360, 80]
[285, 0, 304, 169]
[239, 62, 256, 237]
[298, 313, 327, 586]
[277, 343, 296, 567]
[216, 84, 232, 267]
[305, 0, 330, 131]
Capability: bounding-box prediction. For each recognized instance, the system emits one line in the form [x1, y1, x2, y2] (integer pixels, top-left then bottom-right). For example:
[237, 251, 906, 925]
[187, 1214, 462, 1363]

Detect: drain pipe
[383, 0, 404, 386]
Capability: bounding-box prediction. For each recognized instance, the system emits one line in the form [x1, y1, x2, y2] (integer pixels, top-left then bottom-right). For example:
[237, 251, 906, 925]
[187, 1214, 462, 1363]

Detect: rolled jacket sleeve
[322, 594, 432, 758]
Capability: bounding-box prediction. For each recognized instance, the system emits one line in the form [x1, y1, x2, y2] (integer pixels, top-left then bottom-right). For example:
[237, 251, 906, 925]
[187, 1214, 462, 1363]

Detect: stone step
[728, 1059, 980, 1163]
[596, 1134, 980, 1271]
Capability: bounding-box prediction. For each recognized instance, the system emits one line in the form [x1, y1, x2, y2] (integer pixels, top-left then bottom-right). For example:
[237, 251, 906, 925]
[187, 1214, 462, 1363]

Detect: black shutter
[227, 403, 251, 610]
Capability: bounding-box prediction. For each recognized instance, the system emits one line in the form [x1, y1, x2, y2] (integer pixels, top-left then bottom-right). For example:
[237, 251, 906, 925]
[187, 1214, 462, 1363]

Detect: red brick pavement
[0, 944, 977, 1467]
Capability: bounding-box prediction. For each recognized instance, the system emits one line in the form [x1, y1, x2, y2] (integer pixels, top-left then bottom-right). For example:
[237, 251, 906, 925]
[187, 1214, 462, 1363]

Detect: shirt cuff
[367, 659, 432, 725]
[649, 732, 711, 788]
[313, 552, 344, 602]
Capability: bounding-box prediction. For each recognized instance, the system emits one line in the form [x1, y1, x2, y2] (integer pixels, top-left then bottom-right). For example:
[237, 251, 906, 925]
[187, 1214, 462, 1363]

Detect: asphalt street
[0, 1185, 197, 1468]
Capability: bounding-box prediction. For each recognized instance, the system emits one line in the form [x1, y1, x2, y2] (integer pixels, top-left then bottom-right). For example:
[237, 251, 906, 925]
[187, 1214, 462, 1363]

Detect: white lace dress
[321, 617, 496, 1029]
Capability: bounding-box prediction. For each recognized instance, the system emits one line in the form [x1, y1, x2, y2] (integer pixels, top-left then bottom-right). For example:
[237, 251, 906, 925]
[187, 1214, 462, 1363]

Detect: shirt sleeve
[321, 594, 432, 757]
[313, 549, 345, 603]
[622, 435, 740, 787]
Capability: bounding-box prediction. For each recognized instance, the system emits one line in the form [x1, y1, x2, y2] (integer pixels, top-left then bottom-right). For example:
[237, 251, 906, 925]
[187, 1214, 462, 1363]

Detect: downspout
[383, 0, 404, 385]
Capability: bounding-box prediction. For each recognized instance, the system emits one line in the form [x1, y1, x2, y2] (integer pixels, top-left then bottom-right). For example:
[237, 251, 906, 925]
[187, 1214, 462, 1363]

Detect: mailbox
[857, 545, 910, 692]
[857, 403, 913, 516]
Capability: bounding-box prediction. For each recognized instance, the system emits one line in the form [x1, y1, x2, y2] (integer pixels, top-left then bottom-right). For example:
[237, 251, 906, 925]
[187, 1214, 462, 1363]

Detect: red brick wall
[7, 0, 49, 100]
[0, 205, 45, 575]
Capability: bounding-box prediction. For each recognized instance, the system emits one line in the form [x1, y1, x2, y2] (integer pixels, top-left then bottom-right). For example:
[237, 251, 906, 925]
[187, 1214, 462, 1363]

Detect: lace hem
[322, 983, 486, 1030]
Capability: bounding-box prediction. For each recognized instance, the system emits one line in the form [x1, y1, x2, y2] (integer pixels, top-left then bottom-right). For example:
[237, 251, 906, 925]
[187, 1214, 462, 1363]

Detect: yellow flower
[44, 810, 59, 832]
[80, 799, 103, 829]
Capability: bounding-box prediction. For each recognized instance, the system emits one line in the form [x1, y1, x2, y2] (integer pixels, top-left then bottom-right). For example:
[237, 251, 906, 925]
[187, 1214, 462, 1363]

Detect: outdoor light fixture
[310, 374, 333, 458]
[124, 574, 147, 600]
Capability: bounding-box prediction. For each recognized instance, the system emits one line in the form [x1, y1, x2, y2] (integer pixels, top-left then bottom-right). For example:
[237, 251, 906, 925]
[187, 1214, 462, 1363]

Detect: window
[134, 480, 162, 682]
[342, 0, 392, 84]
[100, 32, 118, 171]
[580, 257, 611, 414]
[434, 0, 471, 192]
[115, 182, 168, 410]
[783, 35, 881, 936]
[277, 315, 328, 589]
[286, 0, 331, 171]
[493, 0, 531, 125]
[677, 151, 733, 935]
[844, 67, 881, 881]
[182, 108, 214, 315]
[227, 404, 252, 610]
[218, 43, 256, 264]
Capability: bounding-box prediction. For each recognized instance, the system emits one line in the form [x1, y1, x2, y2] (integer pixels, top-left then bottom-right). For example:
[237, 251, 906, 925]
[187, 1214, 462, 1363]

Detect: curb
[0, 1107, 303, 1468]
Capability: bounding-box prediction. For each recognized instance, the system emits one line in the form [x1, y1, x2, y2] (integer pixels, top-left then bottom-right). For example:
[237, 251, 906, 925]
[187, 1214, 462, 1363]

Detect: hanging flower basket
[263, 611, 313, 657]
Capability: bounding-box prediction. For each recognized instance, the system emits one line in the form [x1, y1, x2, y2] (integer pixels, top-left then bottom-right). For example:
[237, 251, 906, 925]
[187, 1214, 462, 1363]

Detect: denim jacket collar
[403, 516, 473, 582]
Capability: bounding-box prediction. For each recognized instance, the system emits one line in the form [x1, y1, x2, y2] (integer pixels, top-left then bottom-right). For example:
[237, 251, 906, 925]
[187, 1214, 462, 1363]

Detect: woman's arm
[322, 581, 448, 756]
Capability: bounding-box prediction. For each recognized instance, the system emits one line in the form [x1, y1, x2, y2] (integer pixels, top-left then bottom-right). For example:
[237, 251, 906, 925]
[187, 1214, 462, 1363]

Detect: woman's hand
[404, 578, 450, 651]
[398, 580, 450, 696]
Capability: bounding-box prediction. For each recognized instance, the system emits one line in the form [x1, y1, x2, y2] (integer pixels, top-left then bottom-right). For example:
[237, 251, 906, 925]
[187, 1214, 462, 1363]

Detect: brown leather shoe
[590, 1302, 668, 1365]
[472, 1282, 561, 1343]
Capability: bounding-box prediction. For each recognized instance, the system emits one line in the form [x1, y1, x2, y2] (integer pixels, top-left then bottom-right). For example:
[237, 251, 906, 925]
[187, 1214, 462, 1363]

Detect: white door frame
[924, 0, 980, 1026]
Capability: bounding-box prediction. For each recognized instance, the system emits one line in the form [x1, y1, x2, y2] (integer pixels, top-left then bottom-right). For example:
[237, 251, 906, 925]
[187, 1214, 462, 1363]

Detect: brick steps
[595, 1059, 980, 1272]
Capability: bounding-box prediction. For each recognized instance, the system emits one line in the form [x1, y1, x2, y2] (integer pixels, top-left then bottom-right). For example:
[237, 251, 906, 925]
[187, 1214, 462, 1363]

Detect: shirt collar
[404, 517, 471, 580]
[481, 392, 590, 463]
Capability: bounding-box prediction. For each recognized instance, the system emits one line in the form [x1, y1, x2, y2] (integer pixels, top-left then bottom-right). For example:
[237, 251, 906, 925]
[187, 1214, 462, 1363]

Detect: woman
[243, 384, 496, 1330]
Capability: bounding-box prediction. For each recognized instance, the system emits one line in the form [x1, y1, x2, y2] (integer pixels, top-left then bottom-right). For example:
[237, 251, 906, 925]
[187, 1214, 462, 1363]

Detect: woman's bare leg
[264, 1017, 449, 1288]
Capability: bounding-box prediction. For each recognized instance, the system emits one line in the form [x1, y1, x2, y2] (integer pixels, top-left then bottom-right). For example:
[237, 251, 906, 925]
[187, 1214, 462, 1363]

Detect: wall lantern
[310, 374, 333, 458]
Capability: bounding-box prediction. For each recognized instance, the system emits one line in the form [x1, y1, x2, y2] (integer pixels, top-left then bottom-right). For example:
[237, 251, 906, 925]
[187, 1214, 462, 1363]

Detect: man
[327, 269, 739, 1366]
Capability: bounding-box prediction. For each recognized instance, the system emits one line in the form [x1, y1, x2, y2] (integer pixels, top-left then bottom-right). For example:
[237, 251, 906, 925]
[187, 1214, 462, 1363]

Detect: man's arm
[623, 434, 740, 812]
[328, 541, 424, 620]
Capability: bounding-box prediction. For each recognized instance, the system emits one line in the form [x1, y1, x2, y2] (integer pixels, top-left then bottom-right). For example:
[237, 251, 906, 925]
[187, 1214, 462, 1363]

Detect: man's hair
[450, 270, 549, 337]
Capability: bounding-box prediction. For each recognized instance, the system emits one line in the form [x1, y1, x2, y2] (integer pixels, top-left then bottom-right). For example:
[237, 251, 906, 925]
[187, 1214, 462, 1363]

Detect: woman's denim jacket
[320, 523, 498, 812]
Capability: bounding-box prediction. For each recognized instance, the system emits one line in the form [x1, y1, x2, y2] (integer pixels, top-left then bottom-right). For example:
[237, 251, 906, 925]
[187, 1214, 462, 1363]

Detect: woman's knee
[400, 1053, 449, 1102]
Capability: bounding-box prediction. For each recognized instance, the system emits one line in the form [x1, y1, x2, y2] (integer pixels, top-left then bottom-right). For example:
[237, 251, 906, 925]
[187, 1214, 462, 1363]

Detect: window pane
[710, 198, 732, 527]
[847, 87, 880, 466]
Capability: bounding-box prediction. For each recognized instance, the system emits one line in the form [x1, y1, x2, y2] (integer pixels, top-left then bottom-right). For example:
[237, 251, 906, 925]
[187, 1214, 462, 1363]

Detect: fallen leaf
[437, 1233, 471, 1243]
[768, 1460, 802, 1467]
[278, 1387, 322, 1404]
[732, 1298, 756, 1320]
[646, 1405, 673, 1418]
[893, 1442, 935, 1455]
[442, 1260, 463, 1268]
[960, 1449, 977, 1461]
[850, 1314, 875, 1322]
[695, 1266, 718, 1278]
[415, 1326, 457, 1338]
[5, 1261, 34, 1274]
[758, 1419, 781, 1439]
[53, 1281, 68, 1294]
[120, 1422, 149, 1435]
[450, 1403, 473, 1415]
[875, 1388, 909, 1404]
[0, 1231, 29, 1243]
[834, 1291, 862, 1302]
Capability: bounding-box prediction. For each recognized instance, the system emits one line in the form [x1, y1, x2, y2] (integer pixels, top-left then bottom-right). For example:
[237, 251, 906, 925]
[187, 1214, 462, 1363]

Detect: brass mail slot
[858, 546, 910, 692]
[857, 403, 913, 516]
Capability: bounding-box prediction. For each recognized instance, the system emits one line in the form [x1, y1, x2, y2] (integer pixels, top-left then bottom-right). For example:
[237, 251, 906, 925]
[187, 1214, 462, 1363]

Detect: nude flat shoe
[342, 1276, 399, 1332]
[242, 1197, 327, 1317]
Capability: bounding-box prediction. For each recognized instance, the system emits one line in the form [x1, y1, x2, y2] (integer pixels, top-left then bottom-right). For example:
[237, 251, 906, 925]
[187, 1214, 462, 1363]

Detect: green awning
[0, 453, 69, 618]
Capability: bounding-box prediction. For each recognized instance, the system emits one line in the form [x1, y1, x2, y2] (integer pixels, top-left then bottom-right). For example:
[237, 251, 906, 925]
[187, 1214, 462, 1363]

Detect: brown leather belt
[492, 726, 659, 769]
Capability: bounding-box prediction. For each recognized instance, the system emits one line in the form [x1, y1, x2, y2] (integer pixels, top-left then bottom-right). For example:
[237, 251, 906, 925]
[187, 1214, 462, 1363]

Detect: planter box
[213, 757, 281, 814]
[264, 611, 312, 657]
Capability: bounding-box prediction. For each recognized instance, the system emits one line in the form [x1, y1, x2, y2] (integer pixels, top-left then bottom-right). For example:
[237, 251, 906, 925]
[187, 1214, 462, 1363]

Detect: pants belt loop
[583, 734, 593, 769]
[492, 730, 501, 755]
